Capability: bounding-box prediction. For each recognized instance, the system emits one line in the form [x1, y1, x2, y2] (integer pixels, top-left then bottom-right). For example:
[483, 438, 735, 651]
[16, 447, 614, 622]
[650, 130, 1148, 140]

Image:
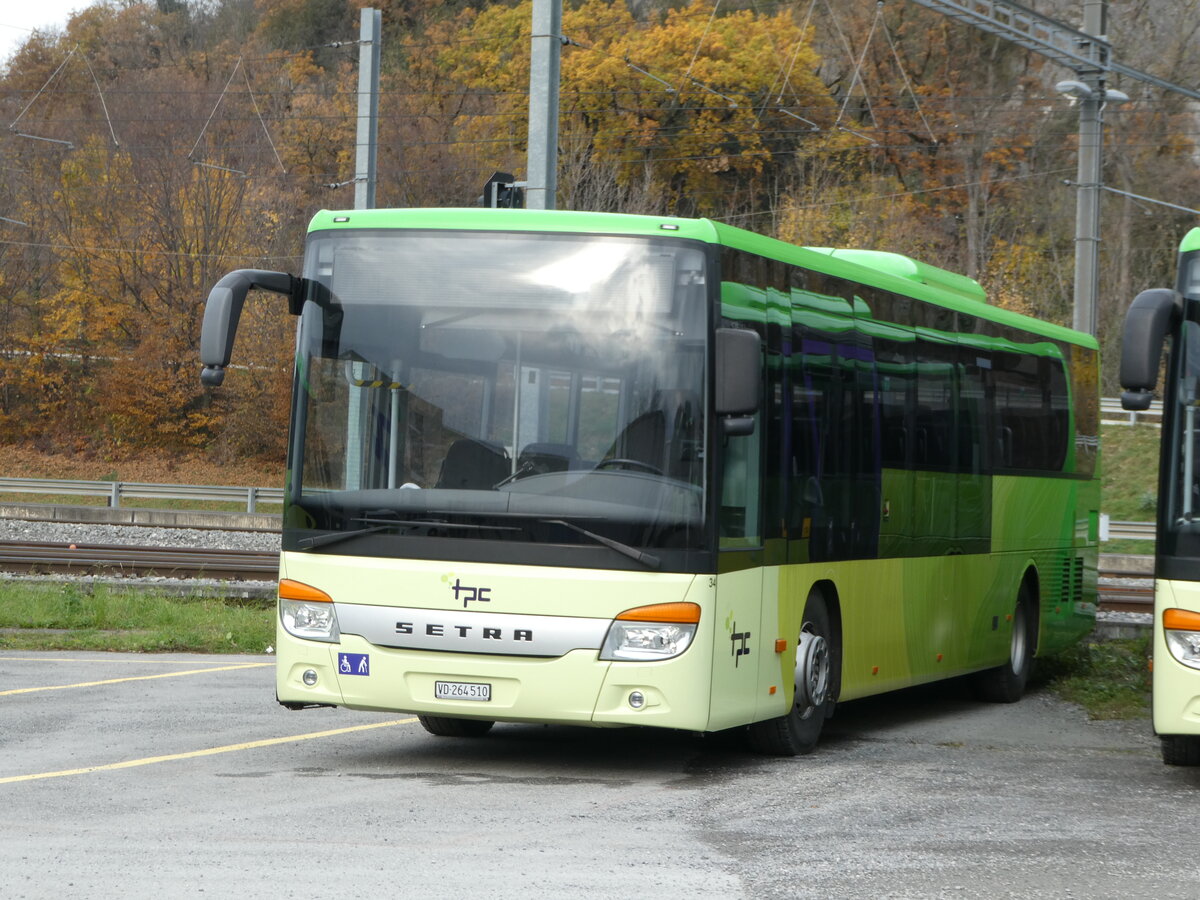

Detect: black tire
[417, 715, 495, 738]
[747, 590, 838, 756]
[972, 583, 1036, 703]
[1161, 735, 1200, 766]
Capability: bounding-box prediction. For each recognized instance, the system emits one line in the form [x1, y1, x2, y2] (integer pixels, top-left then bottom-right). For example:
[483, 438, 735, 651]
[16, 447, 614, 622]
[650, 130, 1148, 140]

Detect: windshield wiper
[297, 516, 518, 551]
[297, 524, 396, 550]
[540, 519, 660, 570]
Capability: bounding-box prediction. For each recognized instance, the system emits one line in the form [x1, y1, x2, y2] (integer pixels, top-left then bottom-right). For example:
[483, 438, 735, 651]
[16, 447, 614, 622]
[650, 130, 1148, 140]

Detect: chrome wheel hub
[795, 628, 830, 710]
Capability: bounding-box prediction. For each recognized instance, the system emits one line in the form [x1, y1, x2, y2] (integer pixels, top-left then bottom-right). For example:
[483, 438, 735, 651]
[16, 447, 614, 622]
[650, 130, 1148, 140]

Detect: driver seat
[603, 409, 665, 471]
[436, 438, 510, 490]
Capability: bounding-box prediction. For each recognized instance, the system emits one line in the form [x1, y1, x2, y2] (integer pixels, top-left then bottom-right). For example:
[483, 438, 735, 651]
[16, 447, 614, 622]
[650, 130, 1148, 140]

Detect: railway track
[0, 540, 1157, 613]
[0, 540, 277, 582]
[1096, 580, 1154, 613]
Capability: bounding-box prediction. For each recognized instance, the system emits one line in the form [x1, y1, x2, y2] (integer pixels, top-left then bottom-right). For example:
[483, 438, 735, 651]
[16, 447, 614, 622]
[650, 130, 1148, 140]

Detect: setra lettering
[391, 621, 532, 642]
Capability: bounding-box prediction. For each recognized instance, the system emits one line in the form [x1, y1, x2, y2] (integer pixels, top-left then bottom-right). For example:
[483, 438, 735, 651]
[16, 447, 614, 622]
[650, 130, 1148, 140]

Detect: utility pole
[355, 8, 382, 210]
[1070, 0, 1107, 336]
[526, 0, 561, 211]
[908, 0, 1200, 336]
[348, 8, 381, 491]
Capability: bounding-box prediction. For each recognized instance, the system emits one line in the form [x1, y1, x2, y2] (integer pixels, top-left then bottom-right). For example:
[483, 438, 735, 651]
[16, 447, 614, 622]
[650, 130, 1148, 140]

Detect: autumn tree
[424, 0, 835, 217]
[2, 0, 1200, 455]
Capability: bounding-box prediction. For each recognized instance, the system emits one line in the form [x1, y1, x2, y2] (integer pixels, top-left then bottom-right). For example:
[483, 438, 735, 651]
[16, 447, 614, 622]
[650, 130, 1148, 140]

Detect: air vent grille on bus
[1060, 556, 1084, 604]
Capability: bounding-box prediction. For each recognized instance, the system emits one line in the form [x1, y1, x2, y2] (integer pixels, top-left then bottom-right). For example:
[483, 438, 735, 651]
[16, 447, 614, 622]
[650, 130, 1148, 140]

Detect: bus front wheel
[417, 715, 495, 738]
[747, 591, 837, 756]
[1161, 735, 1200, 766]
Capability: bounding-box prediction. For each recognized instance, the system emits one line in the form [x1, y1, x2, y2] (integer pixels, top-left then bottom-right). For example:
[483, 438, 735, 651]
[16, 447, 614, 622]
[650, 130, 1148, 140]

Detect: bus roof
[307, 207, 1097, 349]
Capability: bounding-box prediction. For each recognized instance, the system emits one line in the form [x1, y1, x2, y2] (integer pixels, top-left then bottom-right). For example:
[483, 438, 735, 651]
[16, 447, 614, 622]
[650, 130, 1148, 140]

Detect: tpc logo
[450, 578, 492, 608]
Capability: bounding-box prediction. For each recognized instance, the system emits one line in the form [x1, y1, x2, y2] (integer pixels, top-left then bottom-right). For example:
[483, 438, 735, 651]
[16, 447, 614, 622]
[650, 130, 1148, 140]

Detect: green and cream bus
[1120, 226, 1200, 765]
[200, 208, 1099, 755]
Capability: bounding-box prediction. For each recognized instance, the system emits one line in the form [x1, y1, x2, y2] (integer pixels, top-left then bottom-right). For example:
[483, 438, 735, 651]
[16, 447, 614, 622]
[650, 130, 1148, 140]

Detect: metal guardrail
[1100, 397, 1162, 426]
[0, 477, 283, 513]
[0, 478, 1161, 537]
[1106, 520, 1155, 541]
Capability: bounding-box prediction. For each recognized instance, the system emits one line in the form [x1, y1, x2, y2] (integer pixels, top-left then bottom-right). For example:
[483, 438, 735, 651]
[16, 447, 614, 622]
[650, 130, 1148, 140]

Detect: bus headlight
[600, 602, 700, 661]
[279, 579, 340, 643]
[1163, 608, 1200, 670]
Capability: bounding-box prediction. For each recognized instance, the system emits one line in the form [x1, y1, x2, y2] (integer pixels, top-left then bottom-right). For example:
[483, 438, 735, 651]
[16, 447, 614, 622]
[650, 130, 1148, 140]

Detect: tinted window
[993, 352, 1069, 471]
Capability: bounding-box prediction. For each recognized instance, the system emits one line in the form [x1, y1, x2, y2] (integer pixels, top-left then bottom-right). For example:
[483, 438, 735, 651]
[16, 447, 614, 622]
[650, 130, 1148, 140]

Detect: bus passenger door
[912, 334, 957, 555]
[712, 410, 765, 729]
[862, 321, 915, 560]
[955, 346, 992, 556]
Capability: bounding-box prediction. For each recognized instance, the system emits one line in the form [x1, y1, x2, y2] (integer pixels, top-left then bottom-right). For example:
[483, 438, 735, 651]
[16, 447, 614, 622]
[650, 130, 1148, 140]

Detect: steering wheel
[594, 457, 663, 475]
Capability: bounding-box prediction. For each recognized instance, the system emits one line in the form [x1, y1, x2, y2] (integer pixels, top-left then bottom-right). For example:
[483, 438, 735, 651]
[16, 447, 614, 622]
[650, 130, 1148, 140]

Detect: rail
[1101, 396, 1162, 426]
[0, 478, 1161, 538]
[1105, 520, 1155, 541]
[0, 477, 283, 513]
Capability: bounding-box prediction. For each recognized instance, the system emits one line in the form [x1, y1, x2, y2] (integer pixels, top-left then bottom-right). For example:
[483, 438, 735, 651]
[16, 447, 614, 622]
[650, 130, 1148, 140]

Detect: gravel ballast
[0, 519, 280, 553]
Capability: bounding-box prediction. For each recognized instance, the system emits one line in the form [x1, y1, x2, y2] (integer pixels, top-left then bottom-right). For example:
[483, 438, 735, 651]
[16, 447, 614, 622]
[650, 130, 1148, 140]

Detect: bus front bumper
[1154, 580, 1200, 736]
[275, 628, 715, 732]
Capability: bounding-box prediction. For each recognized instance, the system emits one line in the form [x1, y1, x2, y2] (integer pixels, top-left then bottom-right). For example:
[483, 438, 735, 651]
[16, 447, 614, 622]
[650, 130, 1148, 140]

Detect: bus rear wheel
[1161, 735, 1200, 766]
[971, 583, 1035, 703]
[747, 591, 837, 756]
[417, 715, 495, 738]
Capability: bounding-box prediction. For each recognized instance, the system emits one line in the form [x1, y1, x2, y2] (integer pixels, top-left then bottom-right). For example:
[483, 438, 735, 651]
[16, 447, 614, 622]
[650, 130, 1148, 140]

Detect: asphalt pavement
[1, 650, 1194, 899]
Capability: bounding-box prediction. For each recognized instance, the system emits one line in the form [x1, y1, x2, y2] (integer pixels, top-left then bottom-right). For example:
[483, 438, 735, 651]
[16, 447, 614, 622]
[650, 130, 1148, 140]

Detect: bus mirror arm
[721, 416, 755, 437]
[1119, 288, 1181, 411]
[200, 269, 305, 386]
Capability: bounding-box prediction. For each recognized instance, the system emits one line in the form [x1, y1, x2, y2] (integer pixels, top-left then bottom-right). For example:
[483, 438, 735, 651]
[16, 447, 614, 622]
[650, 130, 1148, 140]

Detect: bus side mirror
[715, 328, 761, 434]
[200, 269, 304, 386]
[1119, 288, 1181, 411]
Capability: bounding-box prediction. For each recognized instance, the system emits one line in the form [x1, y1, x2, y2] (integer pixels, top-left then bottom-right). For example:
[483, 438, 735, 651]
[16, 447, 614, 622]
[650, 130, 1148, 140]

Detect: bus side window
[914, 339, 955, 472]
[720, 417, 762, 543]
[719, 324, 763, 546]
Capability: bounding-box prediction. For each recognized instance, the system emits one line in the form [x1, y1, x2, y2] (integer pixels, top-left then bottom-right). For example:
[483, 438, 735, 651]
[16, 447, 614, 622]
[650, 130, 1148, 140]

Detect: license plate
[435, 680, 491, 701]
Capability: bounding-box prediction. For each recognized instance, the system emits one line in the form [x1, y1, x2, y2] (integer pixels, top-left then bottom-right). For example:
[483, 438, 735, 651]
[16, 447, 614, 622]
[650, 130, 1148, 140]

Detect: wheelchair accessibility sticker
[338, 653, 370, 676]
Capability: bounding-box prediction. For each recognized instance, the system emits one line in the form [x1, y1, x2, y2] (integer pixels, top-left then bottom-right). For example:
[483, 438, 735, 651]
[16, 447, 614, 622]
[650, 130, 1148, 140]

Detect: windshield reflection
[285, 230, 711, 567]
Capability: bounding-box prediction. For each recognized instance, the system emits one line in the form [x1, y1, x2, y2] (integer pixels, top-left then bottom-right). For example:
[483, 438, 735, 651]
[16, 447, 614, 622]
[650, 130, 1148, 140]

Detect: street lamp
[1056, 79, 1094, 99]
[1056, 80, 1130, 106]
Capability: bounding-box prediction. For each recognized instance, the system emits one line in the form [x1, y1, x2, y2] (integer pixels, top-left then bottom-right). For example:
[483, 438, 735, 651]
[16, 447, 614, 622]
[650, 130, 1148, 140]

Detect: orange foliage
[1, 0, 1199, 466]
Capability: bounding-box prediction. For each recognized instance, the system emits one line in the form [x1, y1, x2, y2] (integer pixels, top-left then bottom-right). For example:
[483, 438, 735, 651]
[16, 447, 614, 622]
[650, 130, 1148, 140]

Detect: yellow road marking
[0, 656, 270, 666]
[0, 663, 272, 696]
[0, 718, 418, 785]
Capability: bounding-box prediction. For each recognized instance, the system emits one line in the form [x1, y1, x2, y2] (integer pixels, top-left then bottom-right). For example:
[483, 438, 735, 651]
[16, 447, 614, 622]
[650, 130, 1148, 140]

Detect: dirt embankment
[1, 445, 282, 487]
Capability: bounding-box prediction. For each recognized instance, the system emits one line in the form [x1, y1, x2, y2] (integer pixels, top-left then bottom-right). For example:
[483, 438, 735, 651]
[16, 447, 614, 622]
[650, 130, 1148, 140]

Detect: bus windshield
[285, 229, 711, 568]
[1166, 319, 1200, 535]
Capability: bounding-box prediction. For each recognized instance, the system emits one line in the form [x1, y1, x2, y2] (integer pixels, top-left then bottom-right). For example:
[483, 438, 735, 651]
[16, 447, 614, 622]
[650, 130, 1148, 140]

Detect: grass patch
[0, 582, 274, 653]
[1039, 636, 1153, 720]
[1100, 423, 1161, 522]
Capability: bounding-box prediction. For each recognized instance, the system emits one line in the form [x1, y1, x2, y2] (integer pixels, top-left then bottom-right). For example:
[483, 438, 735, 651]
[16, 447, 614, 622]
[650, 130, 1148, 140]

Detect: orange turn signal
[615, 602, 701, 624]
[1163, 608, 1200, 631]
[279, 579, 333, 603]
